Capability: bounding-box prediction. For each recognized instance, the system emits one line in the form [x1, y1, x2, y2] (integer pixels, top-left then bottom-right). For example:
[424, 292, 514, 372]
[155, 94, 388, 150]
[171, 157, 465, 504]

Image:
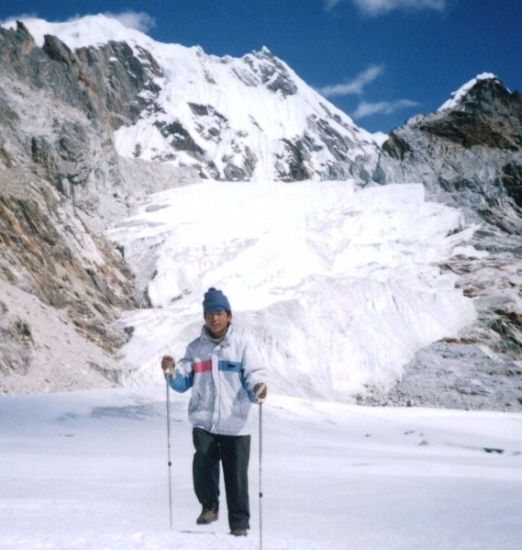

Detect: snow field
[0, 388, 521, 550]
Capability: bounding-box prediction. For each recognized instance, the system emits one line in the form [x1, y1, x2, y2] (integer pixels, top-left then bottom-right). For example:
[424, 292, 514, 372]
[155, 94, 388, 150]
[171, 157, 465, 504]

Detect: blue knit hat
[203, 287, 231, 314]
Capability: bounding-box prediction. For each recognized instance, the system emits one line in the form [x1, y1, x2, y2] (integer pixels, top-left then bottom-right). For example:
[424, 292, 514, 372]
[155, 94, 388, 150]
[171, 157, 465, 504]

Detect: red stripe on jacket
[192, 359, 212, 373]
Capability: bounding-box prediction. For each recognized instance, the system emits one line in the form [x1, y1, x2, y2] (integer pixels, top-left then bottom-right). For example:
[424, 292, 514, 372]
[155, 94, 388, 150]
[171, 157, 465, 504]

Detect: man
[161, 287, 267, 537]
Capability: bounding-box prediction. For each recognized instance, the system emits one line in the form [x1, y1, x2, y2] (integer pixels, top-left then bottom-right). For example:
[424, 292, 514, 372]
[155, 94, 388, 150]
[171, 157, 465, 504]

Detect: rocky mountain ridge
[370, 74, 522, 410]
[0, 17, 520, 408]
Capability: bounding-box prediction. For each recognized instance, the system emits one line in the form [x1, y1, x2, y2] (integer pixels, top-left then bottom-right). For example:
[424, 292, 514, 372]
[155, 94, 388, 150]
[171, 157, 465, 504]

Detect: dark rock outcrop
[376, 76, 522, 212]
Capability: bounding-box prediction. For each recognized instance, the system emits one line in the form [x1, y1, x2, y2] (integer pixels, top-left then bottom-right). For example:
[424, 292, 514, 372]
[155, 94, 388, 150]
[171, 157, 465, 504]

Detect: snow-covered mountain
[0, 15, 520, 408]
[3, 15, 379, 183]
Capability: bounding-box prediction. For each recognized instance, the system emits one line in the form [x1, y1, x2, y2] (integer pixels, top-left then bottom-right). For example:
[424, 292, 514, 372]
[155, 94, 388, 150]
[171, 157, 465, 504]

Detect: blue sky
[1, 0, 520, 132]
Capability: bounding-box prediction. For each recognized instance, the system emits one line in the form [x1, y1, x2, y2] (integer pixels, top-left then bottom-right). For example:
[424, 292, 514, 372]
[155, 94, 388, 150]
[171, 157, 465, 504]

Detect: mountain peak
[437, 73, 505, 112]
[255, 45, 273, 57]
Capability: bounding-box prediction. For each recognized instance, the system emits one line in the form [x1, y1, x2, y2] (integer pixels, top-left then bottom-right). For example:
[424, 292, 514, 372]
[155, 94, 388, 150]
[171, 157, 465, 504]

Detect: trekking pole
[259, 402, 263, 550]
[165, 371, 174, 530]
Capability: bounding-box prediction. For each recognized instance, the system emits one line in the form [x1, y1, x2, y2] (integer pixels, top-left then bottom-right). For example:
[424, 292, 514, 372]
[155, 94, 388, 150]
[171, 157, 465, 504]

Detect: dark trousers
[192, 427, 251, 529]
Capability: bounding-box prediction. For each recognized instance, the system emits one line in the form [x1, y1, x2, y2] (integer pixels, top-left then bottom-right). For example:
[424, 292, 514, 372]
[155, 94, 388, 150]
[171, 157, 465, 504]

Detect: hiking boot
[230, 528, 248, 536]
[196, 508, 218, 525]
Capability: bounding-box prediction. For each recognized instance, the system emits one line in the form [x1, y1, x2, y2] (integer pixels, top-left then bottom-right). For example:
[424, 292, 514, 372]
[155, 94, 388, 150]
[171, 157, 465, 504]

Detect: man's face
[204, 310, 231, 338]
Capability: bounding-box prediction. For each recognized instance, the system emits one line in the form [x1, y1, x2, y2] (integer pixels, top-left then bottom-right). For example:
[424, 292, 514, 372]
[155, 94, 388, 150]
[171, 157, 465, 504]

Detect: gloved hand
[253, 382, 267, 403]
[161, 355, 175, 374]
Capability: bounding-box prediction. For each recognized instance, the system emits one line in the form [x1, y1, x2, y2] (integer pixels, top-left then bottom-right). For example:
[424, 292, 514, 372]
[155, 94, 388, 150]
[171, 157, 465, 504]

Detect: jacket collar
[201, 322, 233, 345]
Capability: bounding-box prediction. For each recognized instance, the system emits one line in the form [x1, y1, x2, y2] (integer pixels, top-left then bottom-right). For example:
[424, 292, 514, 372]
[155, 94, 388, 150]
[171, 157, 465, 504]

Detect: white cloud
[325, 0, 446, 15]
[318, 64, 419, 120]
[102, 10, 156, 32]
[0, 10, 157, 32]
[318, 64, 384, 98]
[352, 0, 446, 16]
[353, 98, 419, 118]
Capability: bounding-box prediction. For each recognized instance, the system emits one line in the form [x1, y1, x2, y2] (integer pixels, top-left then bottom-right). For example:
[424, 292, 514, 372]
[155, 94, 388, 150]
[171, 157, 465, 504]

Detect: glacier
[109, 179, 476, 399]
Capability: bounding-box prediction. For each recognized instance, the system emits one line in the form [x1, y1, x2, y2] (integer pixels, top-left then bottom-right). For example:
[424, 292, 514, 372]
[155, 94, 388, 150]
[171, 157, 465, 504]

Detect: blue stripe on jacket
[218, 360, 242, 373]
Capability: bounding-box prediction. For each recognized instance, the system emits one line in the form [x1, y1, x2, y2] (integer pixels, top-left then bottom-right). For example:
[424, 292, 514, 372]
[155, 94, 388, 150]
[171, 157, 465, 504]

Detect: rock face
[372, 74, 522, 411]
[0, 22, 164, 219]
[0, 23, 154, 393]
[376, 75, 522, 215]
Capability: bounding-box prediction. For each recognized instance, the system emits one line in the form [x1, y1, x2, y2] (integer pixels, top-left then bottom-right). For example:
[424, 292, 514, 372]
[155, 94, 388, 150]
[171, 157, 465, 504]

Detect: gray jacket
[167, 324, 266, 435]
